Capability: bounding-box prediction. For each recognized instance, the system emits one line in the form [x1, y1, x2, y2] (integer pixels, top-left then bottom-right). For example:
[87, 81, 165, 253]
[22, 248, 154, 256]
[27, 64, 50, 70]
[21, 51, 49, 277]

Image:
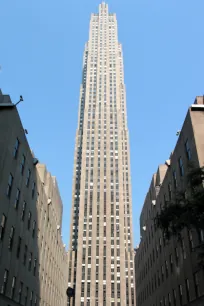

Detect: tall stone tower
[68, 3, 135, 306]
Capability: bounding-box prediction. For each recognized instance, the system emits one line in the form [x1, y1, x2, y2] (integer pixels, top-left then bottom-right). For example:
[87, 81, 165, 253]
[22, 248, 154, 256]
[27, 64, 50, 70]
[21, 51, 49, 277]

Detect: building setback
[68, 3, 135, 306]
[135, 96, 204, 306]
[0, 89, 68, 306]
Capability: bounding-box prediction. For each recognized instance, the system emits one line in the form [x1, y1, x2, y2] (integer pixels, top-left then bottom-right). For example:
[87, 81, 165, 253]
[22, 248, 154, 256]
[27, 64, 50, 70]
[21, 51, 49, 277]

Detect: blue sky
[1, 0, 204, 247]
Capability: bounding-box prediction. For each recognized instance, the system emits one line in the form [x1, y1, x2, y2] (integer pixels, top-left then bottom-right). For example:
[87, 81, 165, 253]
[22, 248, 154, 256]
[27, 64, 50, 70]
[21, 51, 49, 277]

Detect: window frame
[26, 169, 31, 187]
[8, 226, 15, 250]
[6, 173, 13, 197]
[13, 138, 20, 158]
[20, 155, 26, 175]
[0, 214, 7, 240]
[178, 157, 184, 177]
[185, 139, 191, 160]
[14, 188, 21, 209]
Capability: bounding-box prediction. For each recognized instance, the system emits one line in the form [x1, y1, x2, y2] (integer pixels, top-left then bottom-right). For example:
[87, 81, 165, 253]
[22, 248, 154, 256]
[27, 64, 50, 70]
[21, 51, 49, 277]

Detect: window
[173, 171, 177, 189]
[168, 183, 172, 200]
[175, 247, 179, 264]
[1, 269, 8, 294]
[14, 188, 20, 209]
[81, 282, 84, 297]
[32, 221, 36, 238]
[18, 282, 23, 303]
[160, 300, 162, 306]
[199, 229, 204, 243]
[185, 279, 190, 302]
[10, 276, 16, 299]
[6, 173, 13, 197]
[158, 270, 161, 286]
[159, 237, 162, 252]
[172, 289, 176, 306]
[31, 182, 35, 198]
[28, 252, 32, 271]
[13, 138, 20, 158]
[185, 139, 191, 160]
[16, 237, 22, 258]
[163, 297, 167, 306]
[178, 285, 183, 305]
[161, 266, 164, 281]
[194, 272, 200, 297]
[20, 155, 26, 174]
[33, 259, 37, 276]
[165, 260, 169, 278]
[21, 201, 26, 221]
[25, 287, 28, 305]
[178, 157, 184, 176]
[169, 254, 173, 273]
[30, 290, 33, 305]
[168, 293, 172, 306]
[188, 230, 194, 250]
[181, 239, 186, 259]
[0, 214, 6, 240]
[28, 211, 31, 230]
[8, 226, 15, 250]
[117, 283, 120, 298]
[23, 245, 28, 266]
[87, 282, 90, 297]
[26, 169, 31, 187]
[87, 268, 91, 280]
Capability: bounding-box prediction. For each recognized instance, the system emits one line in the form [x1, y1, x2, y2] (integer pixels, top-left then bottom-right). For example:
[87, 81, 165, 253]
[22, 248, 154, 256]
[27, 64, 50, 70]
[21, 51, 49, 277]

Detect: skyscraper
[68, 3, 135, 306]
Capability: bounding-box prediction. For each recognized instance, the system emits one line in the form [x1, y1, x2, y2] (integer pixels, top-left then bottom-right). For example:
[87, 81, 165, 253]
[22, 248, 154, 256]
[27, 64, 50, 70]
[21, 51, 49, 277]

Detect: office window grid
[68, 4, 134, 305]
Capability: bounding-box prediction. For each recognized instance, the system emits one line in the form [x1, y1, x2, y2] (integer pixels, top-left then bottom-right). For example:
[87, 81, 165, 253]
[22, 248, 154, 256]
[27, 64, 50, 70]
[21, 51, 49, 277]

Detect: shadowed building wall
[135, 96, 204, 306]
[0, 89, 68, 306]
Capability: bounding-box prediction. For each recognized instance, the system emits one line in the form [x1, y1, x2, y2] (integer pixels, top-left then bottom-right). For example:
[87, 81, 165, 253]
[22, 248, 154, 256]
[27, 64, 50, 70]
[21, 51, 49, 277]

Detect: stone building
[67, 3, 135, 305]
[135, 96, 204, 306]
[0, 89, 68, 306]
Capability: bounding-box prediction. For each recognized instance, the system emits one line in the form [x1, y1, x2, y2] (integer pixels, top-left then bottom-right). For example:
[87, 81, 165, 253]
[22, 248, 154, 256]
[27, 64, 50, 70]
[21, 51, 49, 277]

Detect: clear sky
[1, 0, 204, 247]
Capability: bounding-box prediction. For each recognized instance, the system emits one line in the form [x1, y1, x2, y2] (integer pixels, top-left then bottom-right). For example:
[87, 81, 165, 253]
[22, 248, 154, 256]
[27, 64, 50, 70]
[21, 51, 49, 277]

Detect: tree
[154, 164, 204, 267]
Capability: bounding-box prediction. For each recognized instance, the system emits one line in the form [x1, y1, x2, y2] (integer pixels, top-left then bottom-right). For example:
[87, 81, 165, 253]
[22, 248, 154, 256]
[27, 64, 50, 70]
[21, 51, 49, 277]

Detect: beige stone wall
[68, 3, 135, 306]
[36, 164, 68, 306]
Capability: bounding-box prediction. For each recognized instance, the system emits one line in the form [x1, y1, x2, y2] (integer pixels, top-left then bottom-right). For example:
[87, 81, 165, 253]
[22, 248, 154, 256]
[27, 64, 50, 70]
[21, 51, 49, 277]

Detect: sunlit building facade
[68, 3, 135, 306]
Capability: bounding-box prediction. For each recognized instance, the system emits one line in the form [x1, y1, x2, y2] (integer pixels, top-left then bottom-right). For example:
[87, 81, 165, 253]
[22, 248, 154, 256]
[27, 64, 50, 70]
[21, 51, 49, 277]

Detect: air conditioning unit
[47, 198, 52, 205]
[33, 158, 39, 166]
[57, 225, 61, 230]
[165, 159, 171, 167]
[152, 200, 156, 206]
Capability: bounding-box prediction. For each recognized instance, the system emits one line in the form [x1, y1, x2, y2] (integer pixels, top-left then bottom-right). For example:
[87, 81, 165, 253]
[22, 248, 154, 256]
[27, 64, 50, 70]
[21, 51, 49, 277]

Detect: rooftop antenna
[15, 95, 23, 107]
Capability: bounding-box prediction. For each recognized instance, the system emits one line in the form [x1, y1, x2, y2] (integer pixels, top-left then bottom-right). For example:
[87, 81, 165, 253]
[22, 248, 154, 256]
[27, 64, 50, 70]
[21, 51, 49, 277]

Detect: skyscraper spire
[68, 4, 135, 305]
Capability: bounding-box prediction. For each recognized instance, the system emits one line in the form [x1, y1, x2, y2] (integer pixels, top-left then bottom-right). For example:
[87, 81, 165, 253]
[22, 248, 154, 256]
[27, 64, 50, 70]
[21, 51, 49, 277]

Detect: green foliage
[154, 164, 204, 266]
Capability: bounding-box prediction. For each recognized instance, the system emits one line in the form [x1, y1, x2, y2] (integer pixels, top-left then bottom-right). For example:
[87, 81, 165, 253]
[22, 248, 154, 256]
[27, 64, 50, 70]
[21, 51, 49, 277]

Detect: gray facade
[0, 90, 68, 306]
[135, 96, 204, 306]
[68, 3, 135, 306]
